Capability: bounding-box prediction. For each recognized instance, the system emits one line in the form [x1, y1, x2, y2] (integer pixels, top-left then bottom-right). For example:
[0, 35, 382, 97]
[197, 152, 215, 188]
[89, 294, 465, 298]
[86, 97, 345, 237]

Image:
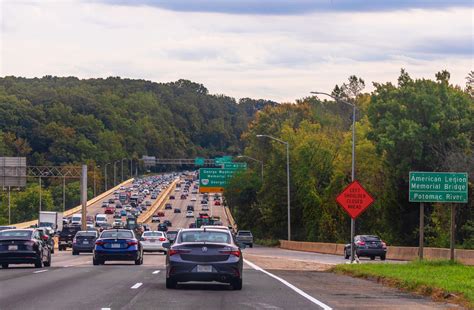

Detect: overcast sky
[1, 0, 472, 102]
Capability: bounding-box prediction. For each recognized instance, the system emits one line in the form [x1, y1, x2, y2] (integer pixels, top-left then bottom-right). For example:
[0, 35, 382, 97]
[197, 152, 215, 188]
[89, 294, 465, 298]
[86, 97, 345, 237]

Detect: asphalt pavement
[0, 178, 460, 309]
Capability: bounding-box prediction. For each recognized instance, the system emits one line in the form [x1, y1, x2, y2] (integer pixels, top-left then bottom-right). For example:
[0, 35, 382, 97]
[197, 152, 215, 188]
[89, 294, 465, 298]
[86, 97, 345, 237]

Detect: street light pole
[311, 91, 357, 263]
[121, 158, 127, 182]
[256, 134, 291, 241]
[104, 163, 111, 191]
[237, 155, 264, 182]
[113, 161, 118, 186]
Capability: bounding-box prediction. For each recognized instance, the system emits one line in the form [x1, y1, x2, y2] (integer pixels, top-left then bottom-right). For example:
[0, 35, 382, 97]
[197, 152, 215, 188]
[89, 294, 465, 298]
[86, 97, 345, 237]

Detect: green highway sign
[215, 156, 233, 165]
[223, 162, 247, 170]
[199, 168, 237, 192]
[194, 157, 205, 166]
[409, 172, 468, 203]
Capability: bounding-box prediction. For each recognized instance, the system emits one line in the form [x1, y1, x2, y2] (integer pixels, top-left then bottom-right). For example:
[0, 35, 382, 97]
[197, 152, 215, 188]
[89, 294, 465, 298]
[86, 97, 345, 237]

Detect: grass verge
[333, 260, 474, 309]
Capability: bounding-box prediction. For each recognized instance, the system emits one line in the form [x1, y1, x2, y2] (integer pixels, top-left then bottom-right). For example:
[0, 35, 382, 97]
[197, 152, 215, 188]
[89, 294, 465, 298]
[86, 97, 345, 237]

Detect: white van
[95, 214, 107, 226]
[71, 213, 82, 225]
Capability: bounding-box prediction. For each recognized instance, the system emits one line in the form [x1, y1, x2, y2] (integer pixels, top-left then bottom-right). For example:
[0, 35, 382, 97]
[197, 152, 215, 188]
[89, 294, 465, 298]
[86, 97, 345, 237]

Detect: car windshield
[0, 230, 32, 239]
[179, 231, 230, 244]
[76, 231, 97, 237]
[143, 232, 163, 237]
[101, 231, 134, 239]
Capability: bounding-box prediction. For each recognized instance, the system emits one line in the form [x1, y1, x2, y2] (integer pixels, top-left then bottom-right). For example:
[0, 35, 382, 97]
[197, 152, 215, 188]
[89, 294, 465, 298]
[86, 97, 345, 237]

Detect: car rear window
[238, 231, 252, 236]
[361, 236, 381, 242]
[0, 230, 32, 239]
[76, 231, 97, 237]
[143, 232, 163, 237]
[101, 231, 134, 239]
[179, 231, 230, 244]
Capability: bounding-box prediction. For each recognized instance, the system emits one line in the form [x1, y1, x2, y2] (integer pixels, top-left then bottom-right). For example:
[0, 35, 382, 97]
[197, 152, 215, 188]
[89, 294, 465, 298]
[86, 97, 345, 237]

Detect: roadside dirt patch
[245, 253, 332, 271]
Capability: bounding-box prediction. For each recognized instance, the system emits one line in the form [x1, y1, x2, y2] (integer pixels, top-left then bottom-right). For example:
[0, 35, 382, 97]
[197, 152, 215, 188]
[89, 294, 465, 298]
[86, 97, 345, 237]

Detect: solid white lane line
[101, 308, 111, 310]
[152, 270, 160, 274]
[33, 270, 48, 274]
[131, 282, 143, 289]
[63, 265, 73, 268]
[244, 259, 332, 310]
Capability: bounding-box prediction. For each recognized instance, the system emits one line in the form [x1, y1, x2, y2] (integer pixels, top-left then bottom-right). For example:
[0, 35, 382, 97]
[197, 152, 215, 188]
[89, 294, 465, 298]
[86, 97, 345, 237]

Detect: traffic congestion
[0, 172, 248, 290]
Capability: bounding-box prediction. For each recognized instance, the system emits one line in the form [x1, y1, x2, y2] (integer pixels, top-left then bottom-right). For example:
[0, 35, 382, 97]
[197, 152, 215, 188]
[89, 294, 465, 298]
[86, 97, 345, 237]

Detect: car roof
[201, 225, 229, 230]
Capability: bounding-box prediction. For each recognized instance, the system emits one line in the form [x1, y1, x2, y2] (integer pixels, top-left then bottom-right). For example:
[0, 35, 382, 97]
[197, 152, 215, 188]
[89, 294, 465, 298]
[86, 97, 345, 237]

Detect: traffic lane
[264, 269, 456, 309]
[109, 269, 322, 310]
[0, 253, 166, 310]
[244, 246, 403, 265]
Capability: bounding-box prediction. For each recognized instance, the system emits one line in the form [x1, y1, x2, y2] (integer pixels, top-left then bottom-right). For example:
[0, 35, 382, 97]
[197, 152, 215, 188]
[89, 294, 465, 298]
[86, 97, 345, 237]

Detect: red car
[157, 211, 165, 217]
[105, 206, 115, 214]
[214, 201, 221, 206]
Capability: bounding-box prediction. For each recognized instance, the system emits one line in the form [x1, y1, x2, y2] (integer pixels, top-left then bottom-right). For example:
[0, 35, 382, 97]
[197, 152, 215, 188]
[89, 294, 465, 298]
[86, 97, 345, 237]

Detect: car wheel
[166, 277, 177, 289]
[380, 254, 386, 261]
[163, 251, 167, 255]
[135, 256, 142, 265]
[1, 263, 8, 269]
[72, 250, 79, 255]
[370, 256, 375, 260]
[232, 278, 243, 290]
[344, 249, 350, 259]
[93, 257, 100, 266]
[58, 246, 63, 251]
[35, 258, 43, 268]
[44, 253, 51, 267]
[51, 248, 54, 254]
[249, 244, 253, 248]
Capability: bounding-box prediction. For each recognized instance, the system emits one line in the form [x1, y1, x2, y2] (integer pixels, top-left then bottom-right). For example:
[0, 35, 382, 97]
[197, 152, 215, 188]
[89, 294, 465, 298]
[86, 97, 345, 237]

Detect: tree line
[0, 76, 276, 224]
[225, 70, 473, 248]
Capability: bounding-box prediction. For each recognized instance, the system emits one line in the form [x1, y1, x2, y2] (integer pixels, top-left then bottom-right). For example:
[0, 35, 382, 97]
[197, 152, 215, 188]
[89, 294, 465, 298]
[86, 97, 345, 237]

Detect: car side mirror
[42, 235, 49, 241]
[162, 242, 170, 249]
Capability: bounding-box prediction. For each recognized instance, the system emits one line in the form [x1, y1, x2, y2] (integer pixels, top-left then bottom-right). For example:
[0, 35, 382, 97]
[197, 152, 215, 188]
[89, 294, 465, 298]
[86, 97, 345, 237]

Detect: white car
[190, 196, 197, 202]
[95, 214, 107, 226]
[140, 231, 168, 254]
[124, 205, 132, 211]
[151, 215, 160, 223]
[202, 205, 209, 211]
[186, 211, 194, 218]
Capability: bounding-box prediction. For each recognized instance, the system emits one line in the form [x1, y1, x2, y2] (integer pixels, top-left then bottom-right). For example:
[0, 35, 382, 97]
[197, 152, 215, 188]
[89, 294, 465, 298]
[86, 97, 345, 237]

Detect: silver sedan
[139, 231, 169, 254]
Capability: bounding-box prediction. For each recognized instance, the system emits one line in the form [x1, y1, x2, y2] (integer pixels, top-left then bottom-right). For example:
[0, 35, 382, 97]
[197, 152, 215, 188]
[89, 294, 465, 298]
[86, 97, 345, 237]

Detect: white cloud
[1, 0, 472, 102]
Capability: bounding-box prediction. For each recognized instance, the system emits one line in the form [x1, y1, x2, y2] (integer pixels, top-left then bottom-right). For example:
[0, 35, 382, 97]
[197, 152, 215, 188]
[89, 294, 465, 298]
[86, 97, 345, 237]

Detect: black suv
[58, 225, 81, 251]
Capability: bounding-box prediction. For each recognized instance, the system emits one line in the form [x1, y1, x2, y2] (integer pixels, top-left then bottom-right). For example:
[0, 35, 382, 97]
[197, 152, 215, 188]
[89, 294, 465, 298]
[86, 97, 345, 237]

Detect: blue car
[120, 210, 127, 216]
[93, 229, 143, 265]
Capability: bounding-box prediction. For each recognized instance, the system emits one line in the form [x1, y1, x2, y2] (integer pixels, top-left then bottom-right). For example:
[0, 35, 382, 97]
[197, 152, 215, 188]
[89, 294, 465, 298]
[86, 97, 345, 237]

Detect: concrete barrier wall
[13, 178, 135, 229]
[279, 240, 474, 265]
[138, 179, 178, 223]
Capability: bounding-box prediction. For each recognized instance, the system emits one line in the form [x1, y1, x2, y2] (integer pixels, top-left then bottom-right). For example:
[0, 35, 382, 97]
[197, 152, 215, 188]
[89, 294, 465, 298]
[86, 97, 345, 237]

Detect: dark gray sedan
[165, 228, 243, 290]
[72, 230, 99, 255]
[345, 235, 387, 260]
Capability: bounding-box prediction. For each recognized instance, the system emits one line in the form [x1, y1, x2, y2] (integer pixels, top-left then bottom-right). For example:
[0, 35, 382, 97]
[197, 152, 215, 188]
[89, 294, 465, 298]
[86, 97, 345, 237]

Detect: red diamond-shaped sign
[336, 180, 374, 219]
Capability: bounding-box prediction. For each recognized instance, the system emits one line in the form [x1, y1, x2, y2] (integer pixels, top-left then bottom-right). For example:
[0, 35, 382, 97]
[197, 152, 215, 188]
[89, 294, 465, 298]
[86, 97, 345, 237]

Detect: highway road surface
[1, 176, 460, 309]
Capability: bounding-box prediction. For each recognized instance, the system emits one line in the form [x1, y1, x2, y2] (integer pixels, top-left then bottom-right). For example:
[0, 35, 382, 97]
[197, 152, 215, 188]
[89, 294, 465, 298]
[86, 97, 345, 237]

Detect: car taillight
[382, 241, 387, 248]
[169, 249, 191, 256]
[127, 241, 138, 246]
[219, 250, 240, 257]
[356, 241, 365, 246]
[159, 237, 166, 241]
[95, 240, 105, 246]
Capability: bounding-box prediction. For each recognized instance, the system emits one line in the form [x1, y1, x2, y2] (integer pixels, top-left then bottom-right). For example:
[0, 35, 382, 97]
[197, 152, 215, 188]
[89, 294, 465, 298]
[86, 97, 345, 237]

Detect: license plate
[83, 241, 89, 244]
[8, 245, 18, 251]
[111, 243, 121, 248]
[197, 265, 212, 273]
[150, 239, 156, 243]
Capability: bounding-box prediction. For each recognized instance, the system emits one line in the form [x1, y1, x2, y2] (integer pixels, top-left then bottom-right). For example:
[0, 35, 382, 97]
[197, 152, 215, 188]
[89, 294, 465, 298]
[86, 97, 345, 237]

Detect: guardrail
[138, 179, 178, 223]
[279, 240, 474, 265]
[13, 178, 135, 229]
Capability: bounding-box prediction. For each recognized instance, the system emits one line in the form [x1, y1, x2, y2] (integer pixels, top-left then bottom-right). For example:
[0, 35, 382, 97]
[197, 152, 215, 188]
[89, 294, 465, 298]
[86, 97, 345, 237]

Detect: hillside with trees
[225, 70, 473, 248]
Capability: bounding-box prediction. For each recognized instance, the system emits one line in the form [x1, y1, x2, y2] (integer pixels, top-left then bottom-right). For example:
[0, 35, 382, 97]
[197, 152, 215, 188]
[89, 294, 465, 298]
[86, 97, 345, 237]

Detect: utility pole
[81, 165, 87, 231]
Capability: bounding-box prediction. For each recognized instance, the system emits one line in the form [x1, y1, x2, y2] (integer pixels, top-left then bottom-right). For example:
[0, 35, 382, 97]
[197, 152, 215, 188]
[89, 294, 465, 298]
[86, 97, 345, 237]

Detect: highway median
[333, 260, 474, 309]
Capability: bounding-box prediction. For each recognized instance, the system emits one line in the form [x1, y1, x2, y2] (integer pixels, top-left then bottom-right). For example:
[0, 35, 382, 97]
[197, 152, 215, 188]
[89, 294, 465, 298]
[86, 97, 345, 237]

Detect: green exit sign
[409, 172, 468, 203]
[223, 162, 247, 170]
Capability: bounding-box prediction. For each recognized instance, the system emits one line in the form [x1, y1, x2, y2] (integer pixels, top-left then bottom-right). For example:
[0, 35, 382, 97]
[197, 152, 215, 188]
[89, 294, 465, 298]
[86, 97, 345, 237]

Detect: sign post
[336, 181, 375, 263]
[409, 171, 468, 261]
